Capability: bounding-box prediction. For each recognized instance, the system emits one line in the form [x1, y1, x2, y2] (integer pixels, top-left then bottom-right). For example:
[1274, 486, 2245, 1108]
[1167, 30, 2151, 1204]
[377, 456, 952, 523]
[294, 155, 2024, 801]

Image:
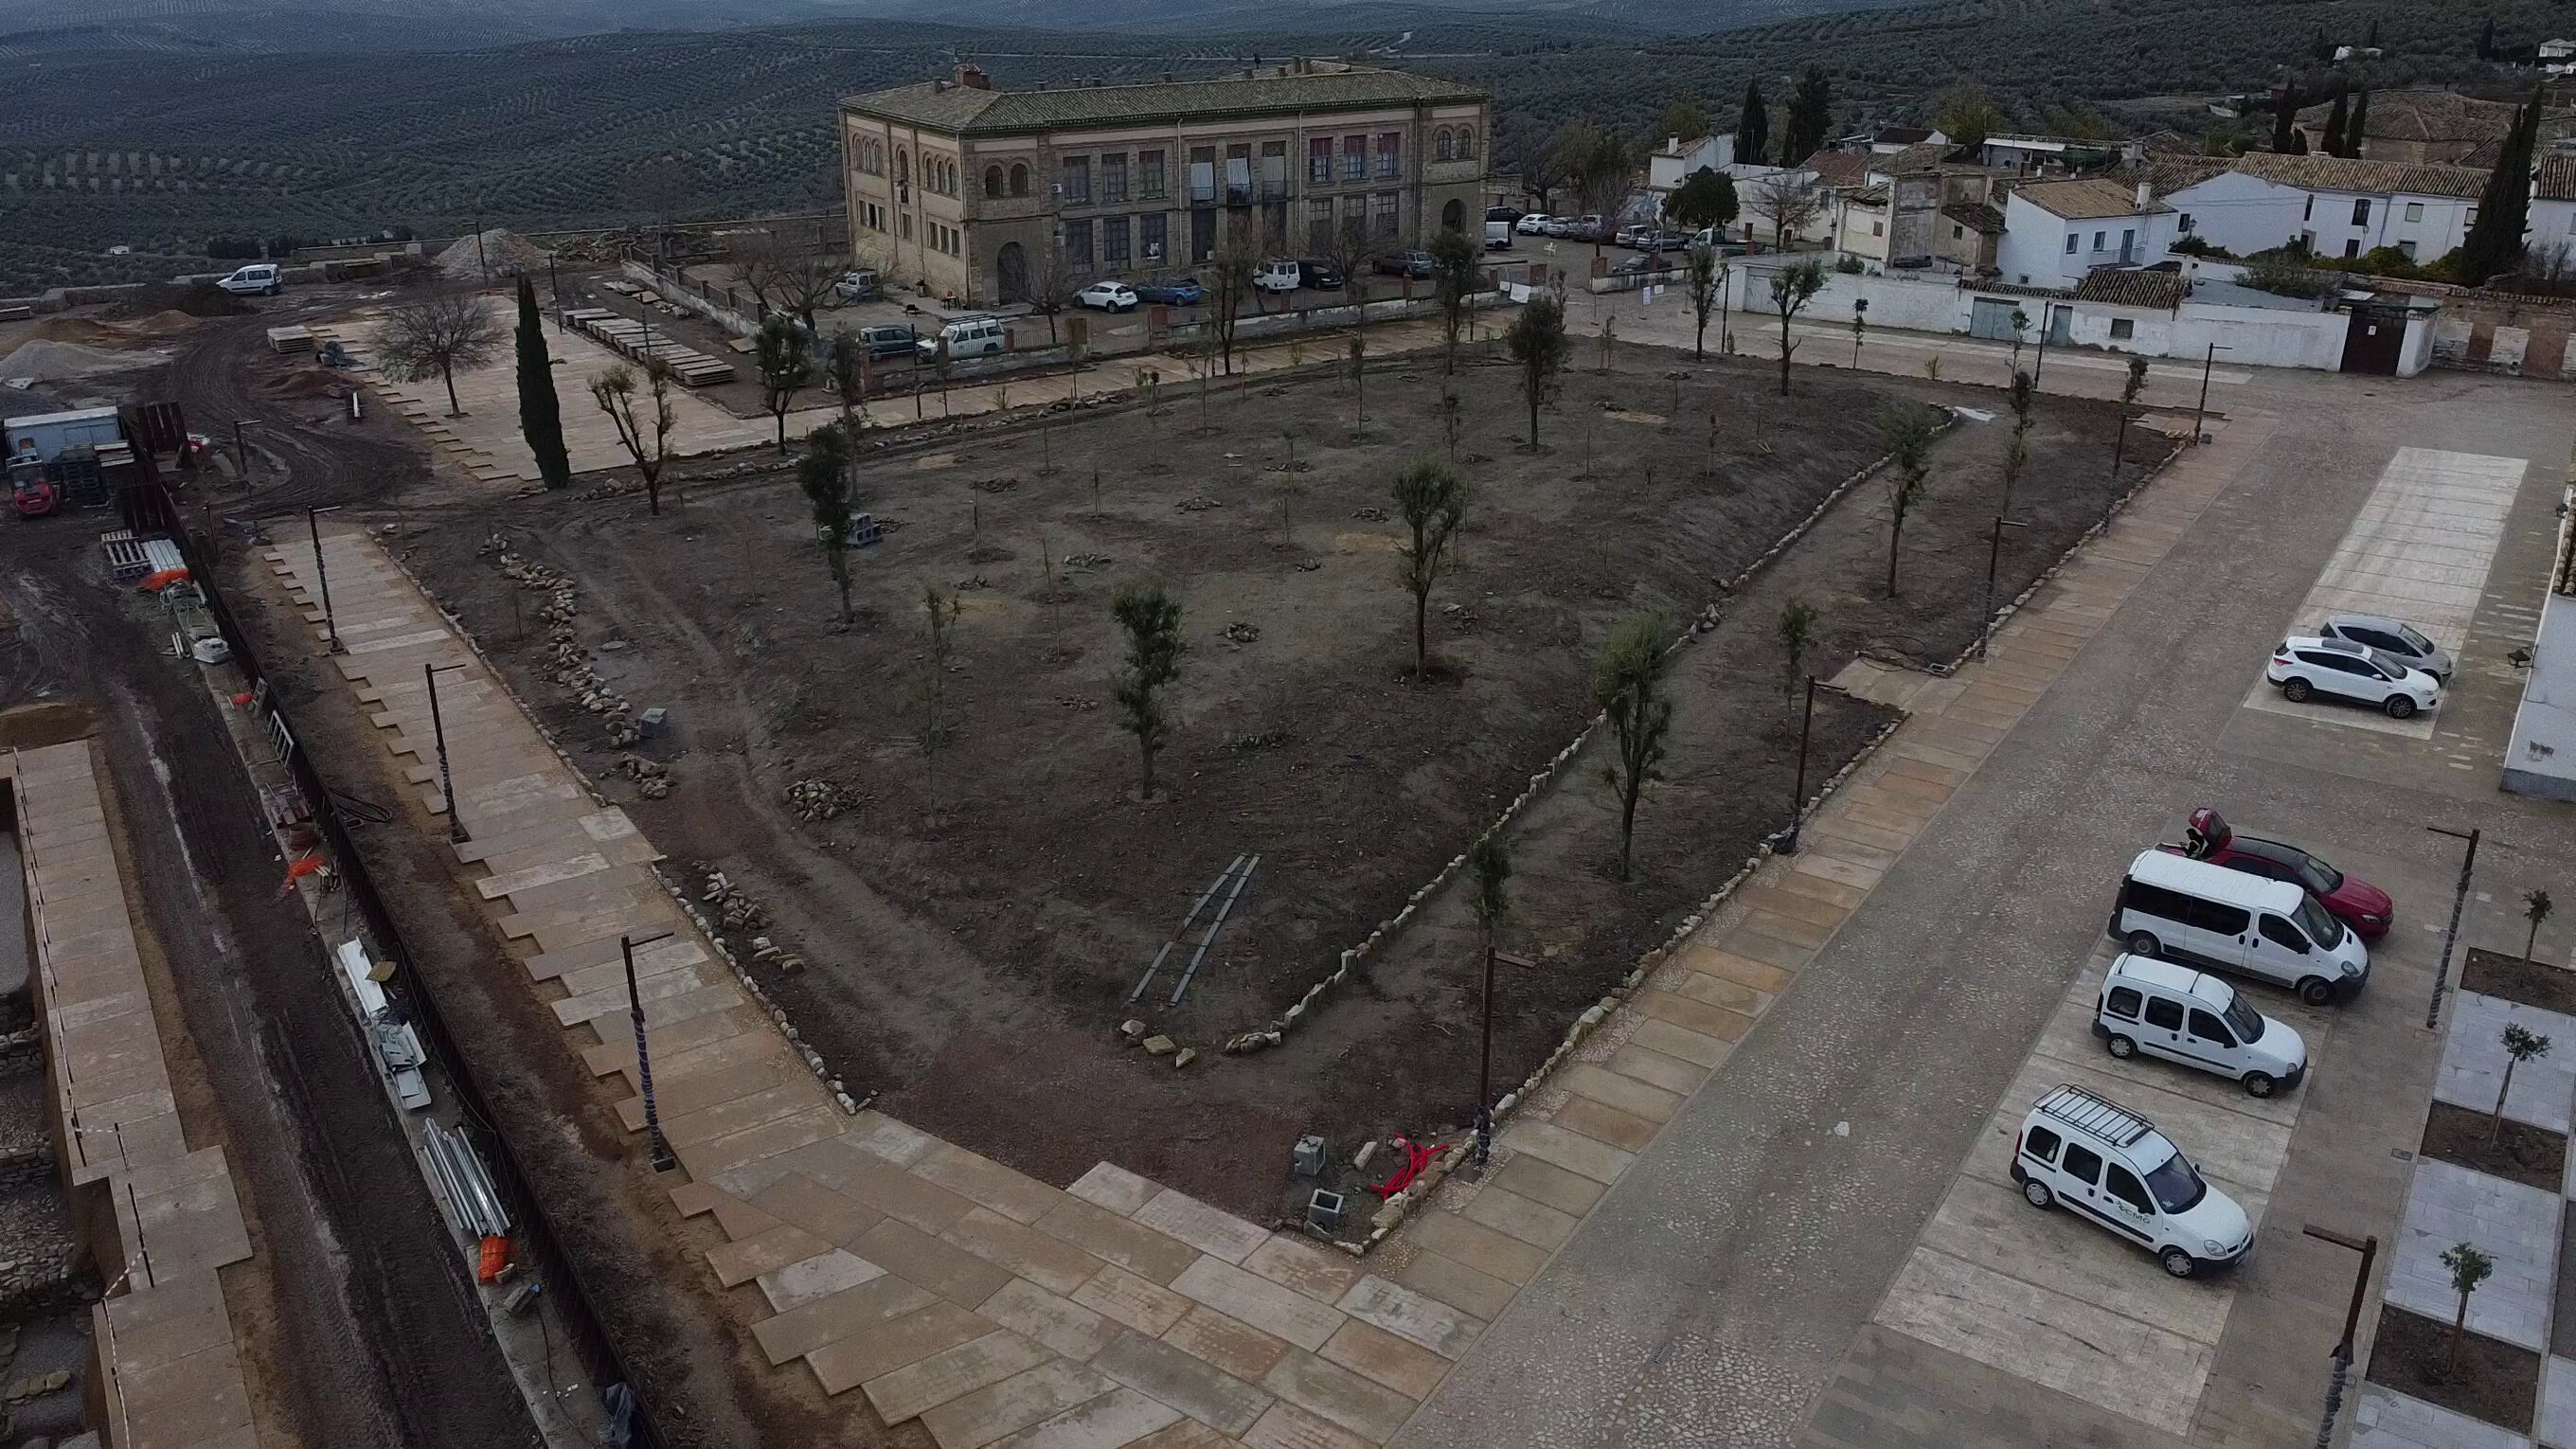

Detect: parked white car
[2265, 635, 2442, 719]
[2094, 954, 2307, 1097]
[2317, 615, 2453, 682]
[1075, 281, 1138, 313]
[1515, 213, 1554, 234]
[2011, 1084, 2252, 1279]
[917, 315, 1006, 360]
[215, 263, 282, 296]
[2108, 848, 2369, 1006]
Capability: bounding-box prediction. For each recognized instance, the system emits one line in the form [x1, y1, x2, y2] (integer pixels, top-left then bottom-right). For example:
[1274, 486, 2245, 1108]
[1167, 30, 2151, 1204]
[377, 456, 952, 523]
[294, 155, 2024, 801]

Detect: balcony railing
[1260, 179, 1290, 202]
[1225, 183, 1253, 206]
[1189, 183, 1217, 206]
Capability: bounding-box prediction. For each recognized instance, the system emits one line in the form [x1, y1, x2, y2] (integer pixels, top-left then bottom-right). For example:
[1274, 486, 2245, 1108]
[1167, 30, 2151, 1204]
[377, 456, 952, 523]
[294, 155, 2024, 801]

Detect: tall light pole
[1978, 516, 2030, 660]
[2426, 825, 2480, 1029]
[231, 419, 258, 489]
[2192, 342, 2232, 444]
[425, 661, 472, 844]
[307, 506, 343, 653]
[2300, 1225, 2378, 1449]
[1776, 675, 1817, 856]
[2031, 302, 2058, 385]
[623, 932, 680, 1172]
[1476, 945, 1535, 1170]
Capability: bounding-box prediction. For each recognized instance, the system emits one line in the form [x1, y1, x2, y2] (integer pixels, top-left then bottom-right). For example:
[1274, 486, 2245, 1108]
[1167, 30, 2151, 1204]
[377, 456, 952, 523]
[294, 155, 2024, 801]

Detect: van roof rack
[2034, 1084, 2156, 1148]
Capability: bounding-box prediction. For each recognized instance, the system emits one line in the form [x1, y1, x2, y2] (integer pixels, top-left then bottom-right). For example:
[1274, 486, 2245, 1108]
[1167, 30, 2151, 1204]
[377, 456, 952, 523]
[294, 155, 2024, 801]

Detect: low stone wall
[0, 1025, 36, 1074]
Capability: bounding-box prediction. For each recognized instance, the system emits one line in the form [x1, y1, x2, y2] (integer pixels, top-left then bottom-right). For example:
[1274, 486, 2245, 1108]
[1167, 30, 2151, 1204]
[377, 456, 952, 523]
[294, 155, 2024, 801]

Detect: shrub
[2239, 250, 2335, 299]
[1834, 253, 1865, 274]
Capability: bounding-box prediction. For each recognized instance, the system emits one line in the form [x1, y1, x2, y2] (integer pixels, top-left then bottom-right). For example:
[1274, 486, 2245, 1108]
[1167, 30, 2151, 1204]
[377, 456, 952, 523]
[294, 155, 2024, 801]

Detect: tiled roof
[2011, 177, 2170, 219]
[2297, 87, 2518, 144]
[2075, 269, 2189, 309]
[2222, 151, 2491, 199]
[842, 63, 1486, 135]
[1872, 141, 1959, 175]
[1803, 151, 1868, 188]
[2540, 154, 2576, 201]
[1941, 201, 2005, 234]
[2147, 156, 2236, 193]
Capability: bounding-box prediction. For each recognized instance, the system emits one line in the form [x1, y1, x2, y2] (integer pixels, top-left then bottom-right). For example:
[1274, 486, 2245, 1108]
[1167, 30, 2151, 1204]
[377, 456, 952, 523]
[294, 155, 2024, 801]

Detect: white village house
[1995, 177, 2177, 288]
[1647, 134, 1734, 206]
[2532, 156, 2576, 256]
[2157, 153, 2485, 263]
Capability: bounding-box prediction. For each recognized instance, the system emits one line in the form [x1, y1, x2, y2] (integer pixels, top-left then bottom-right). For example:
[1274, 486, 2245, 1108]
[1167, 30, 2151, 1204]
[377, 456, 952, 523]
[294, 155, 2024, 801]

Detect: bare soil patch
[2421, 1099, 2568, 1193]
[2366, 1302, 2539, 1433]
[2463, 946, 2576, 1016]
[393, 340, 2171, 1217]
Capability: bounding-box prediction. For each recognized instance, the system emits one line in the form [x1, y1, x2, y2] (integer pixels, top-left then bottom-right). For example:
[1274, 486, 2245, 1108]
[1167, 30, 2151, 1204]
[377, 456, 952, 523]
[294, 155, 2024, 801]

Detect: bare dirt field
[393, 339, 2174, 1220]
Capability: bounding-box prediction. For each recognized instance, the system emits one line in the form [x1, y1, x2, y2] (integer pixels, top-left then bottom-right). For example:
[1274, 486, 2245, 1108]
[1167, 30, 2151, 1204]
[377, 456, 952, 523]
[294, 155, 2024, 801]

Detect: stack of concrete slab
[563, 307, 733, 387]
[266, 325, 314, 355]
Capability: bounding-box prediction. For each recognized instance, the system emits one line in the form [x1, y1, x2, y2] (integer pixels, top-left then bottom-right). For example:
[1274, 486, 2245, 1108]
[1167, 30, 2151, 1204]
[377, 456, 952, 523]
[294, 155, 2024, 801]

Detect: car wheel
[2160, 1246, 2198, 1279]
[2022, 1179, 2054, 1209]
[2385, 695, 2417, 720]
[2106, 1033, 2138, 1060]
[2126, 930, 2161, 957]
[2242, 1071, 2276, 1099]
[2298, 975, 2335, 1007]
[2281, 678, 2313, 703]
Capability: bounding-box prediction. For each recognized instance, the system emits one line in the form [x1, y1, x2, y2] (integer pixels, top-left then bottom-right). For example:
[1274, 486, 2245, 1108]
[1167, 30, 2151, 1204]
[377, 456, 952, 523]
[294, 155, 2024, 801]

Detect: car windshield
[2399, 624, 2435, 653]
[2364, 646, 2412, 678]
[2220, 990, 2263, 1043]
[2296, 853, 2344, 894]
[2295, 893, 2344, 947]
[2141, 1147, 2208, 1213]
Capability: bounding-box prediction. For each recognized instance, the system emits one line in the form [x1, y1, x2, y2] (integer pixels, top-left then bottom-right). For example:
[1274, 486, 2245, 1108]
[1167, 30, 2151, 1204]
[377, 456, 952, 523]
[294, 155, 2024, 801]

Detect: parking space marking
[1869, 954, 2327, 1436]
[2243, 447, 2529, 740]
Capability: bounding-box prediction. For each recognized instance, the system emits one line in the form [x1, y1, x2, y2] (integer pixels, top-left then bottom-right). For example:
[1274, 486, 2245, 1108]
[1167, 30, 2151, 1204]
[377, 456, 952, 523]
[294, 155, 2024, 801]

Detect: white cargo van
[1484, 219, 1513, 251]
[916, 315, 1006, 360]
[216, 264, 282, 296]
[2094, 955, 2307, 1097]
[2012, 1084, 2252, 1279]
[2108, 849, 2368, 1006]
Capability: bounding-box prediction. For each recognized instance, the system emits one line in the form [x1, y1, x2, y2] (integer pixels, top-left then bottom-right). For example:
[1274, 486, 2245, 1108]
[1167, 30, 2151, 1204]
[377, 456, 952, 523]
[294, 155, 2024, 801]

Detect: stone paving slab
[2353, 1384, 2531, 1449]
[2387, 1157, 2560, 1352]
[2542, 1353, 2576, 1449]
[2438, 990, 2576, 1133]
[992, 1386, 1186, 1449]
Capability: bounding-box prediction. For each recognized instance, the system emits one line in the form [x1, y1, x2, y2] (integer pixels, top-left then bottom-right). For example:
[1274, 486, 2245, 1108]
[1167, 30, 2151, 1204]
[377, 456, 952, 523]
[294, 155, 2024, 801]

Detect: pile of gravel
[435, 228, 552, 279]
[0, 338, 166, 383]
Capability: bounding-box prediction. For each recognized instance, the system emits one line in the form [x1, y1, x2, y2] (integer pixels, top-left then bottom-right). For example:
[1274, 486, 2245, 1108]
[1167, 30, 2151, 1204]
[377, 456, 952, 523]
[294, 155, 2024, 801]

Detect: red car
[2159, 808, 2392, 939]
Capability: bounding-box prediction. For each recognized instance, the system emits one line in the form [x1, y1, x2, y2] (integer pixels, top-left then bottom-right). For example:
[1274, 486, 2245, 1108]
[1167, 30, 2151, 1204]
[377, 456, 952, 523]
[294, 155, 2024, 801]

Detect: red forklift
[9, 454, 55, 518]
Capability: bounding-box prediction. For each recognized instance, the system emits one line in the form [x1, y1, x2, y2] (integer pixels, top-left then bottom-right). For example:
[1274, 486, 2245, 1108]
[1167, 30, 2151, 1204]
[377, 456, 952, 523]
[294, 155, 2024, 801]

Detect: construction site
[0, 264, 2176, 1448]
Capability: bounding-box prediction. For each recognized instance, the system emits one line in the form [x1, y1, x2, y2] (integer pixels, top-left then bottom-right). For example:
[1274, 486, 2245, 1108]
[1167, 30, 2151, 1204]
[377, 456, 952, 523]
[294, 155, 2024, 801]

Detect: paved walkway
[264, 530, 1496, 1449]
[16, 740, 260, 1449]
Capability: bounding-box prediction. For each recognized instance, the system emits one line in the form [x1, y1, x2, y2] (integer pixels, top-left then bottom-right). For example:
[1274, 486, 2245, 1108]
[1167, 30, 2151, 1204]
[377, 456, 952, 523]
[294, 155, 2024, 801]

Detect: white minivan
[916, 315, 1006, 360]
[2094, 955, 2307, 1097]
[2108, 849, 2368, 1006]
[216, 263, 282, 296]
[2012, 1084, 2252, 1279]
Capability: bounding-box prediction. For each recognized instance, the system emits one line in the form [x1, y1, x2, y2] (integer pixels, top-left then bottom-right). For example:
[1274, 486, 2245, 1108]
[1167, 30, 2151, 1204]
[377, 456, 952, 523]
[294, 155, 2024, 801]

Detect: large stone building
[838, 61, 1491, 307]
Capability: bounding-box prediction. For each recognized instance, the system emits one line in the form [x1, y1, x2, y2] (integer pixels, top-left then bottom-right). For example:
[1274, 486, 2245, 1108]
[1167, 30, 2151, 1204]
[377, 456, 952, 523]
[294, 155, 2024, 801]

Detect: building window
[1308, 197, 1333, 250]
[2398, 239, 2418, 259]
[1104, 216, 1130, 265]
[2302, 194, 2314, 221]
[2405, 201, 2424, 222]
[1344, 135, 1367, 182]
[1952, 224, 1964, 240]
[2091, 229, 2106, 251]
[1871, 221, 1884, 237]
[2120, 227, 2134, 255]
[2352, 198, 2370, 226]
[860, 201, 885, 232]
[1378, 132, 1402, 178]
[2178, 212, 2193, 233]
[1138, 151, 1166, 199]
[1065, 219, 1092, 269]
[2110, 317, 2134, 339]
[2343, 238, 2359, 258]
[1103, 154, 1128, 205]
[1141, 212, 1167, 261]
[984, 165, 1004, 198]
[897, 150, 909, 184]
[1454, 128, 1474, 161]
[1189, 146, 1216, 205]
[1011, 163, 1029, 197]
[2467, 206, 2479, 226]
[1373, 191, 1398, 239]
[899, 212, 911, 241]
[1310, 137, 1332, 186]
[1062, 156, 1090, 205]
[1435, 129, 1454, 162]
[2064, 233, 2078, 255]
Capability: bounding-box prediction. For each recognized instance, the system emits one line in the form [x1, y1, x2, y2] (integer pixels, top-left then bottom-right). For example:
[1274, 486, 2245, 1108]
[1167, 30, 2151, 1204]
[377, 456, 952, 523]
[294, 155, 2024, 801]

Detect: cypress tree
[514, 276, 571, 491]
[2344, 90, 2370, 158]
[2321, 94, 2349, 158]
[1736, 80, 1770, 167]
[2459, 90, 2543, 283]
[2271, 86, 2299, 153]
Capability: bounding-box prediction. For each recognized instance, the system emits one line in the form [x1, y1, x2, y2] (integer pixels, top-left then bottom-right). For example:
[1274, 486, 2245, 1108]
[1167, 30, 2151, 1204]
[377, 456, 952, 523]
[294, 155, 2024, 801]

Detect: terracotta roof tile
[2010, 177, 2170, 219]
[2074, 269, 2189, 309]
[2220, 151, 2490, 199]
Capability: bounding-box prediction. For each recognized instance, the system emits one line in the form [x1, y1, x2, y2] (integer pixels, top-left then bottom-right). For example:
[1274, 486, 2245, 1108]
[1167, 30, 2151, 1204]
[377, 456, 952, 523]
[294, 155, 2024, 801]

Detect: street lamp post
[1475, 946, 1536, 1169]
[1978, 516, 2030, 660]
[2300, 1225, 2379, 1449]
[624, 932, 680, 1172]
[548, 257, 563, 331]
[2032, 303, 2056, 385]
[424, 661, 472, 844]
[1776, 675, 1817, 856]
[2192, 343, 2231, 444]
[231, 419, 258, 489]
[2426, 825, 2481, 1029]
[307, 506, 343, 653]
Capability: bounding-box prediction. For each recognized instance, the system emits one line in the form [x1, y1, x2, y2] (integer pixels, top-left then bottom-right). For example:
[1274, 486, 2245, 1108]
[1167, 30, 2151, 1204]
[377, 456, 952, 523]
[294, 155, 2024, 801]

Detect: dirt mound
[26, 317, 137, 349]
[122, 309, 210, 339]
[0, 701, 98, 749]
[105, 281, 251, 320]
[268, 367, 345, 399]
[436, 228, 551, 279]
[0, 337, 165, 382]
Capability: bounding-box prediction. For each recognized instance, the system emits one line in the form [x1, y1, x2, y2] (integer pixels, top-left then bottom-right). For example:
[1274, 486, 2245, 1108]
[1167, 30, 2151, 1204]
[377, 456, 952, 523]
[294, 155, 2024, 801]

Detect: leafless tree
[1750, 171, 1827, 251]
[1029, 245, 1073, 344]
[590, 358, 678, 514]
[731, 231, 847, 332]
[377, 295, 505, 417]
[1317, 216, 1374, 302]
[1208, 234, 1259, 376]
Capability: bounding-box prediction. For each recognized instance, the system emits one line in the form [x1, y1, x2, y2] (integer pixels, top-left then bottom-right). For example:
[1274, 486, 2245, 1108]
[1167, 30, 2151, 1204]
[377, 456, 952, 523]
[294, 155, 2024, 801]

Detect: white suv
[2011, 1085, 2251, 1279]
[2266, 635, 2441, 719]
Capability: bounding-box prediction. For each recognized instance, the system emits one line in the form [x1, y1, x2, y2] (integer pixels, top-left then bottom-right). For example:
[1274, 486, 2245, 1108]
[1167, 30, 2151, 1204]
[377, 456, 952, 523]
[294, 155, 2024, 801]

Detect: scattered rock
[1142, 1034, 1177, 1057]
[1221, 620, 1261, 645]
[1351, 1140, 1379, 1172]
[1119, 1019, 1147, 1041]
[1174, 496, 1222, 512]
[1172, 1047, 1197, 1069]
[1351, 506, 1388, 522]
[786, 778, 862, 821]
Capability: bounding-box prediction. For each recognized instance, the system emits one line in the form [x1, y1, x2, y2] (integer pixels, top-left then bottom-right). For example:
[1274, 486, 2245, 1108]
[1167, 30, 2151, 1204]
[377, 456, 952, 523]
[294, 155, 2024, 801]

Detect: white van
[2012, 1085, 2251, 1279]
[1254, 259, 1303, 294]
[916, 315, 1006, 360]
[216, 263, 282, 296]
[2108, 849, 2368, 1006]
[1484, 219, 1513, 251]
[2094, 955, 2307, 1097]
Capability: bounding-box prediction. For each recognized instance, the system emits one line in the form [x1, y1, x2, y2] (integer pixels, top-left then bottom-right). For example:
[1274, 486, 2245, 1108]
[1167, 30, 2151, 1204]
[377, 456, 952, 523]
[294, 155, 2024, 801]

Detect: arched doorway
[1440, 199, 1464, 233]
[996, 242, 1029, 302]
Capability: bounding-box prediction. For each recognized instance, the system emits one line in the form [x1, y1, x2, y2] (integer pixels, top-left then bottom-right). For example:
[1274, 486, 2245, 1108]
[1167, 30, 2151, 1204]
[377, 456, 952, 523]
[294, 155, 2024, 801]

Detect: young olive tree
[755, 315, 813, 455]
[589, 358, 678, 514]
[1391, 459, 1469, 679]
[1596, 612, 1676, 882]
[1879, 405, 1938, 597]
[799, 422, 856, 624]
[1506, 292, 1572, 448]
[1429, 228, 1481, 375]
[1684, 244, 1722, 361]
[380, 295, 505, 417]
[1768, 259, 1826, 397]
[1109, 581, 1186, 800]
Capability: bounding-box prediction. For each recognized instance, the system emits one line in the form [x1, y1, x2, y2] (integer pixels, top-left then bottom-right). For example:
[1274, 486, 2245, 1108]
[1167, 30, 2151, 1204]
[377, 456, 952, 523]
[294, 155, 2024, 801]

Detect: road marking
[2243, 447, 2529, 740]
[1869, 956, 2321, 1434]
